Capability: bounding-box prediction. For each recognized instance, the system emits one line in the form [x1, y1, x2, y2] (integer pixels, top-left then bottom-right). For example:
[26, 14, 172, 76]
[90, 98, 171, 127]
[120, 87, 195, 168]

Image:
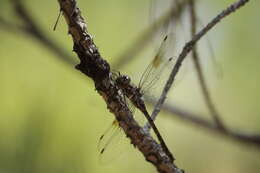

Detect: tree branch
[56, 0, 183, 172]
[3, 0, 259, 159]
[151, 0, 250, 126]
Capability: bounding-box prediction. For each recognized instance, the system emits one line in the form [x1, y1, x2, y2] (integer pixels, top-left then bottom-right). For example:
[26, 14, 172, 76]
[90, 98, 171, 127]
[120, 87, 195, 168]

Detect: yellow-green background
[1, 0, 260, 173]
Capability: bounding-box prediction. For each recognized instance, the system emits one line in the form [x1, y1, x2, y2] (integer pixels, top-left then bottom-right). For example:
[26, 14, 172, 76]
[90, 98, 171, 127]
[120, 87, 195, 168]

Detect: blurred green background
[1, 0, 260, 173]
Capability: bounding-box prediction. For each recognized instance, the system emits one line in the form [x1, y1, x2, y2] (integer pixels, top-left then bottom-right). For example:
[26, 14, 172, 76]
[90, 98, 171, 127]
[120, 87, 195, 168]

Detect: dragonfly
[98, 35, 176, 162]
[98, 0, 223, 163]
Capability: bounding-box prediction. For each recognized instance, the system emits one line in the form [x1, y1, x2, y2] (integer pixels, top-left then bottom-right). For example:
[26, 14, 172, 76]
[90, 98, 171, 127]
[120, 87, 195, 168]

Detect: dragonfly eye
[116, 75, 131, 86]
[122, 75, 130, 84]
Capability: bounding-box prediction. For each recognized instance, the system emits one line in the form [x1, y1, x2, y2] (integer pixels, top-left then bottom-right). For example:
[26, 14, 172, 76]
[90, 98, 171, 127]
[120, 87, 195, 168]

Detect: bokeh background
[1, 0, 260, 173]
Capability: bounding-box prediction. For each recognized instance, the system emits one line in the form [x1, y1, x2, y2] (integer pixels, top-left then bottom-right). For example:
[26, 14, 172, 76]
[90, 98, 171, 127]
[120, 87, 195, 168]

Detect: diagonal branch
[56, 0, 183, 173]
[4, 0, 259, 157]
[151, 0, 250, 125]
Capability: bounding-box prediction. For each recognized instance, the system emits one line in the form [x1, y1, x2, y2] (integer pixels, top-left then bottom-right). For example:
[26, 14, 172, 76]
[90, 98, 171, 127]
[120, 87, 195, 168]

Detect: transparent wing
[97, 99, 145, 164]
[138, 0, 180, 92]
[138, 35, 167, 88]
[97, 120, 127, 164]
[138, 33, 176, 94]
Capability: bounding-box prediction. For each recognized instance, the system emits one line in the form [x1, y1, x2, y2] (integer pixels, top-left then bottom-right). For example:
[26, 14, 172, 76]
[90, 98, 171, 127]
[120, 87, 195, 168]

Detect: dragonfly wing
[97, 120, 130, 164]
[138, 35, 168, 88]
[139, 33, 177, 94]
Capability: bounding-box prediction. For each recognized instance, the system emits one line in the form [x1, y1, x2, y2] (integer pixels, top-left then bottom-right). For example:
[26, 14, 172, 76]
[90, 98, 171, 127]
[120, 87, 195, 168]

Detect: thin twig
[188, 0, 225, 129]
[151, 0, 250, 124]
[57, 0, 183, 173]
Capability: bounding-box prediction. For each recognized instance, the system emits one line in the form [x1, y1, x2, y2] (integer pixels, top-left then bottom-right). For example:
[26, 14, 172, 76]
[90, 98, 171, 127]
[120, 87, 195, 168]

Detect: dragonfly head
[115, 75, 131, 87]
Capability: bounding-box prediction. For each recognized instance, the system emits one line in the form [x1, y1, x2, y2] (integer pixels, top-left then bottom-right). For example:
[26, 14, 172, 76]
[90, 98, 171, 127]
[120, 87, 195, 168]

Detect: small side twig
[151, 0, 250, 123]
